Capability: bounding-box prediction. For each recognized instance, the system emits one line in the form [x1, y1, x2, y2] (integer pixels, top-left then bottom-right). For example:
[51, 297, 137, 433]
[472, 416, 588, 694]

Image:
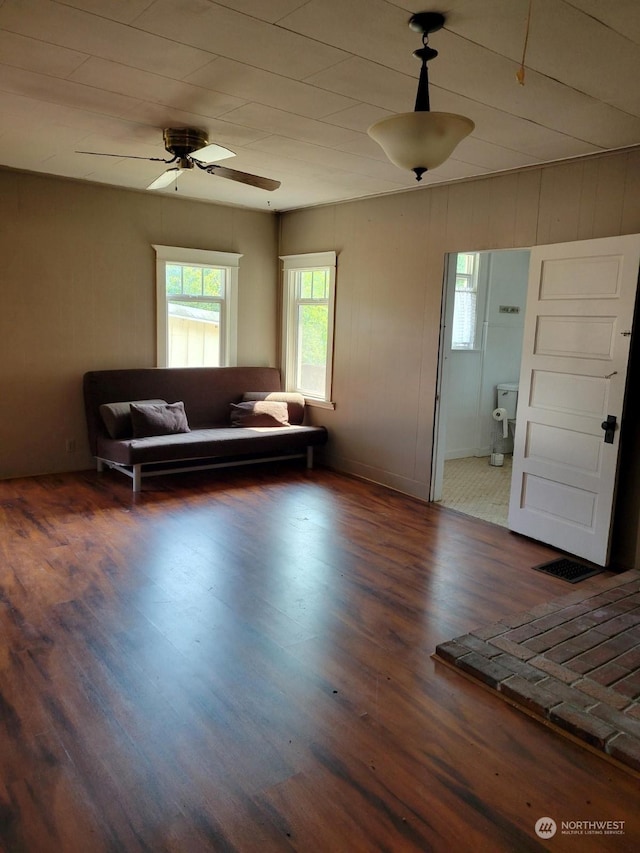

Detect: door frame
[430, 247, 525, 501]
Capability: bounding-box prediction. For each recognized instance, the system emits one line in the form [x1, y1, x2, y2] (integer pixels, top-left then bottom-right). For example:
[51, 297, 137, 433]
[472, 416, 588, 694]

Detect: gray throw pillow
[130, 401, 191, 438]
[100, 399, 167, 439]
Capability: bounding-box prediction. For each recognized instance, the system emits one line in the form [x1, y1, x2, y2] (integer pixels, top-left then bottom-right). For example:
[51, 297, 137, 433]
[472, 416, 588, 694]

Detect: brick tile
[594, 610, 640, 637]
[582, 592, 621, 608]
[529, 656, 579, 685]
[625, 703, 640, 721]
[610, 647, 640, 669]
[611, 672, 640, 701]
[606, 733, 640, 772]
[589, 604, 639, 623]
[574, 678, 631, 711]
[588, 661, 629, 687]
[549, 703, 618, 749]
[600, 631, 639, 656]
[590, 703, 640, 740]
[542, 624, 588, 645]
[456, 652, 514, 689]
[493, 654, 547, 683]
[500, 611, 537, 629]
[563, 643, 625, 675]
[527, 600, 567, 618]
[537, 677, 595, 710]
[543, 630, 604, 663]
[490, 635, 537, 660]
[503, 624, 545, 643]
[434, 640, 471, 665]
[545, 643, 585, 664]
[565, 614, 606, 632]
[530, 610, 578, 632]
[602, 598, 640, 613]
[523, 626, 578, 653]
[470, 622, 509, 641]
[553, 602, 593, 620]
[457, 634, 504, 659]
[499, 676, 561, 718]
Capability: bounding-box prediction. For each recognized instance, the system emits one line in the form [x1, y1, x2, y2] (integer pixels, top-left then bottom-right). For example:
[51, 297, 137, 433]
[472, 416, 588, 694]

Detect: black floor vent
[533, 558, 603, 584]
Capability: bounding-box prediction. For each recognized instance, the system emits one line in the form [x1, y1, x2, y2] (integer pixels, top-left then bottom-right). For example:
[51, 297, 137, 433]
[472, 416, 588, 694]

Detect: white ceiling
[1, 0, 639, 211]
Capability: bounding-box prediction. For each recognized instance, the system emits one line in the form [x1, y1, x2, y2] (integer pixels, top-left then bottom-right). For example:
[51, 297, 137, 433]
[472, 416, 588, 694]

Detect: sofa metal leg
[96, 459, 104, 472]
[132, 465, 142, 492]
[306, 447, 314, 469]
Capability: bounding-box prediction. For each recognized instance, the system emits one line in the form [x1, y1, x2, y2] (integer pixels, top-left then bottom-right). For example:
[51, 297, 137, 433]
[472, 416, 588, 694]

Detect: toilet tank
[497, 382, 519, 419]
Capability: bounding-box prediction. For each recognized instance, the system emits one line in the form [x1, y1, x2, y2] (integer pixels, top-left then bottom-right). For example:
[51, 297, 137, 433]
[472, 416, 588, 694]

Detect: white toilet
[496, 382, 519, 437]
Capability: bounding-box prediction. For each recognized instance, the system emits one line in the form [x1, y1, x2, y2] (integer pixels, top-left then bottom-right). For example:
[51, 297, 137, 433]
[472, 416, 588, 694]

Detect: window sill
[305, 398, 336, 410]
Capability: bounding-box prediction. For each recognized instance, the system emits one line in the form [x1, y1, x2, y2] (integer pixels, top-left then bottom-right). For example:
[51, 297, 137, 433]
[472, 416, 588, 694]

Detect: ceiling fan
[76, 127, 281, 192]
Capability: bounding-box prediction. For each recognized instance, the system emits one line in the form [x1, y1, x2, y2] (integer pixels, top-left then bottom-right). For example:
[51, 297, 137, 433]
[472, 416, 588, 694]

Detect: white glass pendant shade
[368, 111, 474, 176]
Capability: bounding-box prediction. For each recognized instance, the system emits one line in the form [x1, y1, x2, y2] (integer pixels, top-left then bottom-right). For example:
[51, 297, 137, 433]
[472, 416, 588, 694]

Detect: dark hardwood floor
[0, 464, 637, 852]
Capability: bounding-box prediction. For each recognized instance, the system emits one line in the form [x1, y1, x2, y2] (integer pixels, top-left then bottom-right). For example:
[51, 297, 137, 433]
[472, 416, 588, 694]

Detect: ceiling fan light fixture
[77, 127, 278, 192]
[368, 11, 474, 181]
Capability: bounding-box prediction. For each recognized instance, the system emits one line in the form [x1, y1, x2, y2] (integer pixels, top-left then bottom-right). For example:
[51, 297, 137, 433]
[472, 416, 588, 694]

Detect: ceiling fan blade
[76, 151, 170, 162]
[190, 142, 236, 164]
[206, 165, 280, 191]
[147, 167, 183, 190]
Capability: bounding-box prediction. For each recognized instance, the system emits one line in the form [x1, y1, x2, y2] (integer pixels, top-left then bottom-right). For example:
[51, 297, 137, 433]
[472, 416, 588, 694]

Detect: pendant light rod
[367, 11, 474, 181]
[413, 40, 438, 111]
[410, 14, 444, 113]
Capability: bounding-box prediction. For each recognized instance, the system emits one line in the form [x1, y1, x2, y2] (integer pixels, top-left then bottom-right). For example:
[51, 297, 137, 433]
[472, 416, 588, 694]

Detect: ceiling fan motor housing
[163, 127, 209, 159]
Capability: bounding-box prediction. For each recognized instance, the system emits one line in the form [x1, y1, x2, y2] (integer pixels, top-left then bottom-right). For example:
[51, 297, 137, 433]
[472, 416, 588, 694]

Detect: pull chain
[516, 0, 533, 85]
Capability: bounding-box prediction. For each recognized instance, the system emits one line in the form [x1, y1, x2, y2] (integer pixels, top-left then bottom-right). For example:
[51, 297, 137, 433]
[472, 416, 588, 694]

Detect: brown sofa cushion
[130, 401, 191, 438]
[99, 399, 167, 439]
[230, 400, 290, 427]
[242, 392, 305, 425]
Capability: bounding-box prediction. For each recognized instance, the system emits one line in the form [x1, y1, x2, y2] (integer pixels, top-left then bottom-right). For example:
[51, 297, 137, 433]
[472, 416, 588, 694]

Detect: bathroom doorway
[431, 248, 530, 526]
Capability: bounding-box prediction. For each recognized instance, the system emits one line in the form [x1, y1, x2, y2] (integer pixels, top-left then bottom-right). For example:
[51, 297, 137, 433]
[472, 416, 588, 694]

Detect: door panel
[509, 234, 640, 566]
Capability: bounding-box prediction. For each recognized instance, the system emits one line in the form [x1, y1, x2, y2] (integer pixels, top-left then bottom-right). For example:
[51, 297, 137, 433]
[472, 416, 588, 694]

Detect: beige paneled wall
[280, 148, 640, 567]
[0, 168, 278, 479]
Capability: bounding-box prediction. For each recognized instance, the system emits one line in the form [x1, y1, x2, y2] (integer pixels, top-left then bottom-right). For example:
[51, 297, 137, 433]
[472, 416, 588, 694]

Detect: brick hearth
[434, 570, 640, 774]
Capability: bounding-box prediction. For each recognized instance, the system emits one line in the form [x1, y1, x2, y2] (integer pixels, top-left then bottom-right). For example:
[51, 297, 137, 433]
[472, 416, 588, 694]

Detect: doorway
[432, 248, 530, 526]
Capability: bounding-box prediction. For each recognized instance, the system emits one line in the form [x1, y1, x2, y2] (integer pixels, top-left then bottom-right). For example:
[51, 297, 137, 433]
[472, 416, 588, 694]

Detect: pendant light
[368, 12, 474, 181]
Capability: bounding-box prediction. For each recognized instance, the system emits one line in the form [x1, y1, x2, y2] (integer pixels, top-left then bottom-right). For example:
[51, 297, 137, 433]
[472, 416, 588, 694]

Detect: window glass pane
[167, 298, 221, 367]
[297, 304, 328, 396]
[299, 270, 314, 299]
[455, 274, 476, 292]
[166, 264, 182, 295]
[182, 266, 203, 296]
[311, 270, 328, 299]
[451, 290, 477, 349]
[456, 253, 474, 275]
[203, 267, 224, 297]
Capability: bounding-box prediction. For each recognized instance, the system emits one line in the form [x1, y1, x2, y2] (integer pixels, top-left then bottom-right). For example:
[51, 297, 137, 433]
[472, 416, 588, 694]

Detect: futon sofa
[83, 366, 328, 492]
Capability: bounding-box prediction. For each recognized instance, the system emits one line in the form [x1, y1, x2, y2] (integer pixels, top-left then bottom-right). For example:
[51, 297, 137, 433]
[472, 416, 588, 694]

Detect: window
[281, 252, 336, 404]
[451, 252, 480, 350]
[153, 246, 241, 368]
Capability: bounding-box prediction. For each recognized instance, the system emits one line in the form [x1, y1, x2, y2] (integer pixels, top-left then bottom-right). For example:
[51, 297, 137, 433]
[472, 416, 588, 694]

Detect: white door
[509, 234, 640, 566]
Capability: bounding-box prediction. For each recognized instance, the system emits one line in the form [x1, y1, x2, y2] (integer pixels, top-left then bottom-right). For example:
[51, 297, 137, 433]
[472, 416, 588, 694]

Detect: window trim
[280, 251, 336, 405]
[153, 245, 242, 368]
